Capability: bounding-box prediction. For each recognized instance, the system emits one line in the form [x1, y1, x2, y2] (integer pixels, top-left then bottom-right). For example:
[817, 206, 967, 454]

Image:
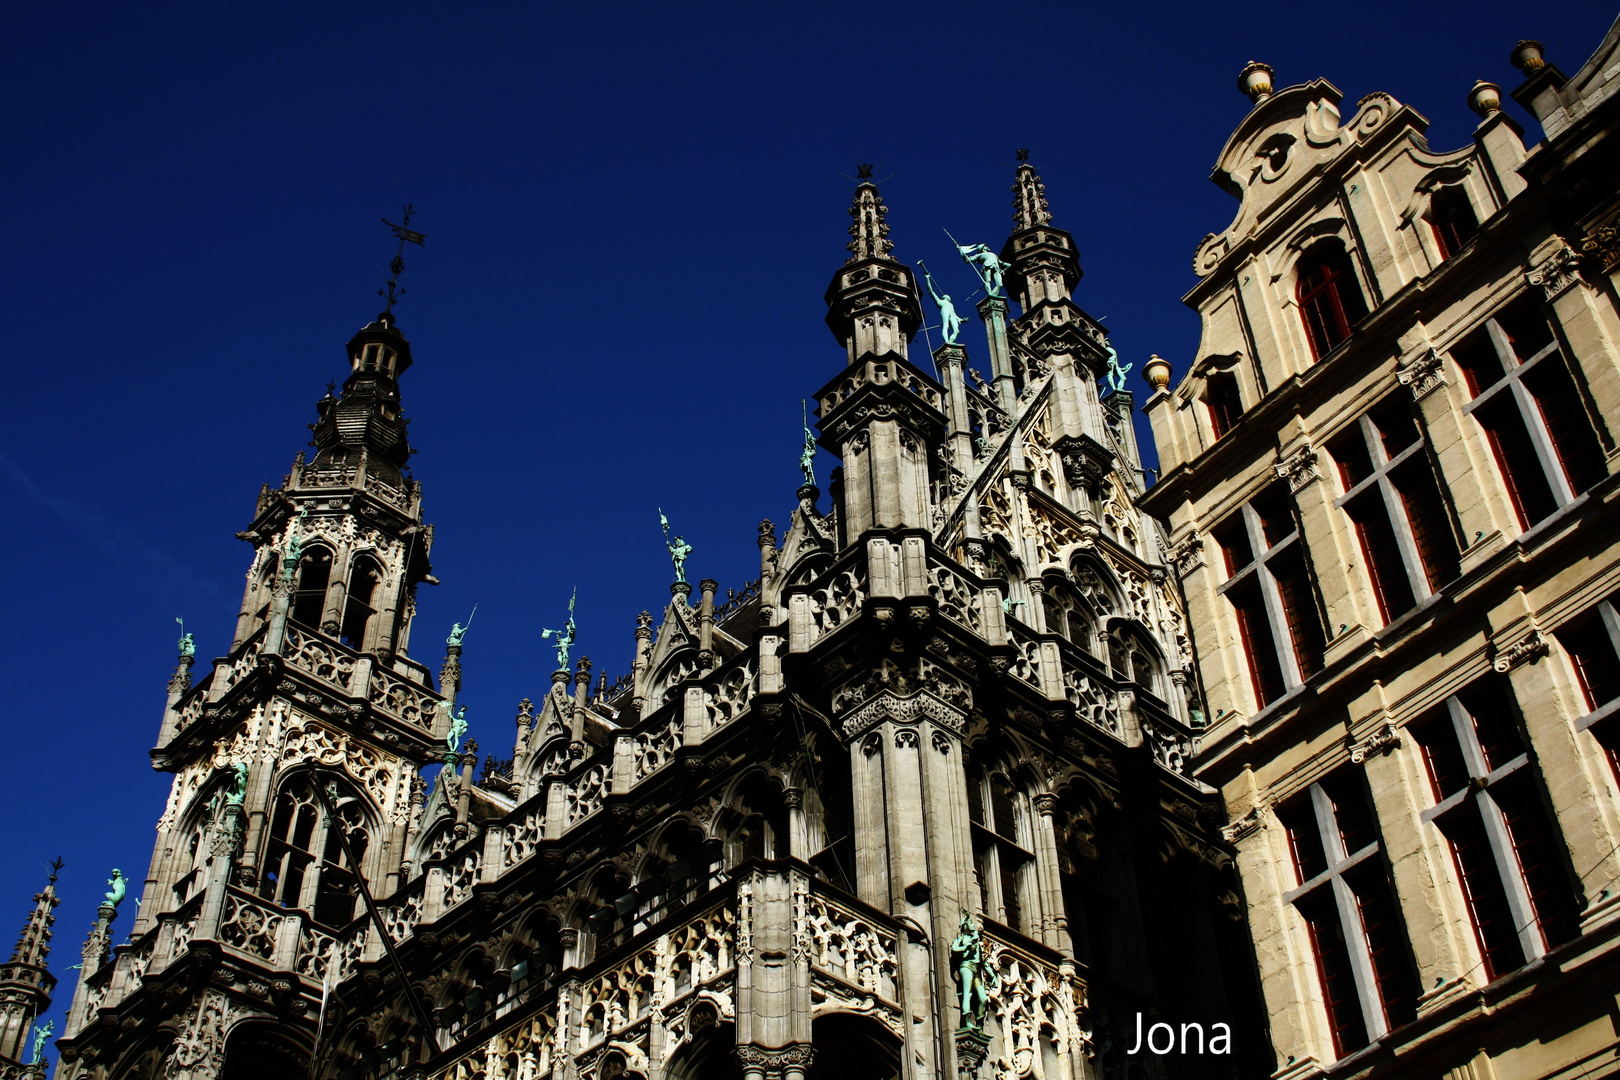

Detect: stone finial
[1143, 354, 1172, 392]
[1238, 61, 1275, 104]
[1468, 80, 1503, 118]
[1011, 161, 1052, 231]
[1510, 40, 1546, 74]
[846, 180, 895, 263]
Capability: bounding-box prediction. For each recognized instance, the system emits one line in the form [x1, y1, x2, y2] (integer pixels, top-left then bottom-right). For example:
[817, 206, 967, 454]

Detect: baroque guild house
[1141, 19, 1620, 1080]
[43, 162, 1266, 1080]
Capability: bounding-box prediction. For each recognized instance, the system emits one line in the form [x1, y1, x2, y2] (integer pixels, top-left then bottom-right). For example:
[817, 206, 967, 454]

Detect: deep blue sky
[3, 0, 1613, 1040]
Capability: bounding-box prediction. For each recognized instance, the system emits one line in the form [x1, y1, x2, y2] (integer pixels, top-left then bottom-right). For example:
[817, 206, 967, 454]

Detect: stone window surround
[1216, 490, 1312, 695]
[1458, 308, 1590, 523]
[1418, 694, 1552, 969]
[1330, 408, 1447, 618]
[1279, 774, 1402, 1052]
[1572, 595, 1620, 735]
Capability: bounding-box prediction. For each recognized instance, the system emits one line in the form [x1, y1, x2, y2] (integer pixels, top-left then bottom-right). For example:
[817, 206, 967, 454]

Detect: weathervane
[379, 205, 426, 316]
[1016, 147, 1031, 162]
[856, 163, 874, 179]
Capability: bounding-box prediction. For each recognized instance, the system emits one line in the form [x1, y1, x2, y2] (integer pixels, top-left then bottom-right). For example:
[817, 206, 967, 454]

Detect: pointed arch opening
[257, 774, 373, 927]
[290, 545, 334, 630]
[807, 1014, 901, 1080]
[220, 1022, 310, 1080]
[341, 556, 383, 650]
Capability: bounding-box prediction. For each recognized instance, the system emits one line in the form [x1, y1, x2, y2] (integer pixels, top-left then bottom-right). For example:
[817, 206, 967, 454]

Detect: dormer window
[1205, 374, 1244, 439]
[1429, 187, 1480, 260]
[1297, 244, 1369, 360]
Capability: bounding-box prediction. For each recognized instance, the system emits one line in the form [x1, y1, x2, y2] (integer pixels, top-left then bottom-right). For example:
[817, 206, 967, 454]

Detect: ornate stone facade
[51, 162, 1261, 1080]
[1142, 20, 1620, 1080]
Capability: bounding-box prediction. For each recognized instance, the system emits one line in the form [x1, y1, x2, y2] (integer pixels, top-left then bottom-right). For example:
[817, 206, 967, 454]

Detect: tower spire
[0, 862, 61, 1065]
[845, 169, 896, 263]
[379, 205, 426, 318]
[1011, 150, 1052, 230]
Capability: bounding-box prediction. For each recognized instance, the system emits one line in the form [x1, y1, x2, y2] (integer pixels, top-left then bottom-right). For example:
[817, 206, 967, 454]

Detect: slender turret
[0, 863, 60, 1068]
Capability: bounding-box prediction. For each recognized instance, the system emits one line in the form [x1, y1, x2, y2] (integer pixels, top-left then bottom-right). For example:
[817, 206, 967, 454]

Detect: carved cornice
[1492, 627, 1550, 673]
[1219, 803, 1268, 845]
[837, 690, 966, 743]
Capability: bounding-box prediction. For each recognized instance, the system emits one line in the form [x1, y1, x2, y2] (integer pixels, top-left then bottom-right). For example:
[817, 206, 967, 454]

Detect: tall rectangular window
[1329, 396, 1460, 623]
[1279, 771, 1418, 1058]
[1558, 595, 1620, 784]
[1416, 681, 1581, 979]
[1450, 297, 1607, 531]
[1428, 186, 1480, 260]
[1215, 482, 1327, 708]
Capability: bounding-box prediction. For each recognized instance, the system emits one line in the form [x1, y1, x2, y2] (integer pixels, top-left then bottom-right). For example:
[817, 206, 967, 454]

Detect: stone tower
[0, 866, 60, 1075]
[53, 171, 1265, 1080]
[55, 311, 450, 1078]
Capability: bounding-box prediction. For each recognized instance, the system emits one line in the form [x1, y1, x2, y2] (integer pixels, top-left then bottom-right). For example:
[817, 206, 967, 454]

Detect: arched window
[1296, 244, 1369, 360]
[341, 558, 382, 649]
[967, 765, 1033, 933]
[258, 777, 370, 927]
[1205, 373, 1244, 439]
[289, 547, 332, 629]
[1428, 186, 1479, 260]
[633, 821, 723, 935]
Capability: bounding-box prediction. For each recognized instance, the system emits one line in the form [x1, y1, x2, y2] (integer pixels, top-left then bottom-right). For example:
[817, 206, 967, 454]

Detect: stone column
[1030, 793, 1072, 956]
[1539, 250, 1620, 473]
[699, 579, 718, 673]
[937, 343, 975, 476]
[978, 296, 1016, 414]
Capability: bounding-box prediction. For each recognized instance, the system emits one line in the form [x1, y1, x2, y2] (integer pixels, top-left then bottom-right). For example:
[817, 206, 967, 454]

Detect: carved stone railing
[1005, 622, 1045, 692]
[929, 563, 987, 636]
[365, 473, 412, 510]
[174, 691, 206, 734]
[980, 928, 1091, 1076]
[428, 890, 739, 1080]
[378, 877, 425, 943]
[217, 627, 267, 692]
[296, 921, 364, 984]
[703, 657, 756, 730]
[282, 624, 356, 690]
[565, 762, 611, 825]
[1055, 640, 1122, 737]
[218, 890, 290, 964]
[369, 662, 441, 731]
[803, 886, 900, 1015]
[633, 714, 682, 780]
[715, 579, 760, 623]
[441, 847, 482, 910]
[502, 799, 547, 869]
[791, 551, 867, 649]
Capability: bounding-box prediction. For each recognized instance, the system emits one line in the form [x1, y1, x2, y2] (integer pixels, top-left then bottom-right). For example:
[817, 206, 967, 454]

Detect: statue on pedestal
[1103, 342, 1133, 393]
[799, 400, 818, 487]
[950, 912, 997, 1032]
[541, 589, 578, 670]
[103, 869, 127, 909]
[447, 605, 477, 648]
[446, 704, 469, 755]
[660, 510, 693, 584]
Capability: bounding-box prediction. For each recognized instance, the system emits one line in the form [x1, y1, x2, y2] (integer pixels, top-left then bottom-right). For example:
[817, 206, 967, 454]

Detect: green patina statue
[175, 617, 195, 660]
[799, 400, 817, 487]
[949, 911, 996, 1032]
[1103, 342, 1132, 393]
[447, 605, 477, 648]
[29, 1020, 52, 1065]
[224, 762, 249, 806]
[103, 869, 127, 909]
[541, 589, 578, 671]
[947, 230, 1009, 298]
[279, 507, 309, 582]
[446, 704, 469, 755]
[919, 261, 965, 345]
[660, 510, 693, 584]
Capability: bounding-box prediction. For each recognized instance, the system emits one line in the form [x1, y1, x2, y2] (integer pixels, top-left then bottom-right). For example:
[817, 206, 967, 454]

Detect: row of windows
[1279, 678, 1580, 1059]
[1215, 294, 1607, 710]
[1202, 188, 1482, 436]
[286, 546, 384, 649]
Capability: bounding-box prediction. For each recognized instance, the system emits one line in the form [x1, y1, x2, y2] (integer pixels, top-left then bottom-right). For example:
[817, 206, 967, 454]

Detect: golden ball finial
[1144, 354, 1172, 392]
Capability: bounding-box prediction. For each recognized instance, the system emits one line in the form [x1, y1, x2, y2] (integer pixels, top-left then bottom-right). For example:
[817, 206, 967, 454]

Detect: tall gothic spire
[1011, 153, 1052, 230]
[8, 869, 58, 970]
[0, 863, 61, 1064]
[846, 174, 896, 263]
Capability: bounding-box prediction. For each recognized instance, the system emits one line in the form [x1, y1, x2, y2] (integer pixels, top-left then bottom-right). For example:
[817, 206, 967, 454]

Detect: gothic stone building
[1140, 19, 1620, 1080]
[49, 168, 1265, 1079]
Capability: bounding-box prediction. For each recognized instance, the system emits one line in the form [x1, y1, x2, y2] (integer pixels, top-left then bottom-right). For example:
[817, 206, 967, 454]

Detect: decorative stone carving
[1220, 804, 1268, 844]
[164, 989, 234, 1080]
[1273, 443, 1321, 493]
[1492, 628, 1550, 672]
[1349, 722, 1402, 763]
[1396, 348, 1448, 400]
[1166, 531, 1205, 578]
[1528, 242, 1584, 299]
[1581, 221, 1620, 274]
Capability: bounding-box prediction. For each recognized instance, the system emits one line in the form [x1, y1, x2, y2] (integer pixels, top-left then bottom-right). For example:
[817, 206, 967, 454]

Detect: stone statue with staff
[447, 605, 477, 647]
